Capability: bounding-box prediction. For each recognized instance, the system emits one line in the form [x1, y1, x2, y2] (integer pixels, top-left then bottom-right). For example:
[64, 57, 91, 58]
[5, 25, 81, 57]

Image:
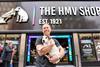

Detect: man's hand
[0, 59, 2, 63]
[46, 55, 60, 64]
[46, 46, 64, 64]
[10, 59, 13, 64]
[41, 44, 53, 54]
[36, 44, 53, 56]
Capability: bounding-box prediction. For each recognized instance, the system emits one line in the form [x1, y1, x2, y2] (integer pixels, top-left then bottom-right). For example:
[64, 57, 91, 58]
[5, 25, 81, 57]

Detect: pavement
[26, 65, 100, 67]
[26, 65, 75, 67]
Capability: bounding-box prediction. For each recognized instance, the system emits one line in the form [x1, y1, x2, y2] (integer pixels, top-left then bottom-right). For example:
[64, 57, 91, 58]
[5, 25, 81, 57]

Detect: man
[0, 42, 3, 66]
[1, 42, 16, 67]
[35, 23, 64, 67]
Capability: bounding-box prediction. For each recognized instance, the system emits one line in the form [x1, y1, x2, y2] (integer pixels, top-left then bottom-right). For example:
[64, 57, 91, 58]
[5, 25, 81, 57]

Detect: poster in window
[80, 40, 96, 62]
[94, 40, 100, 61]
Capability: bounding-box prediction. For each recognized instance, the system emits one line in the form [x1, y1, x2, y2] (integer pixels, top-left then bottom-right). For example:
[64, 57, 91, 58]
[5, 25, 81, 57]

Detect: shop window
[0, 34, 21, 67]
[79, 33, 97, 62]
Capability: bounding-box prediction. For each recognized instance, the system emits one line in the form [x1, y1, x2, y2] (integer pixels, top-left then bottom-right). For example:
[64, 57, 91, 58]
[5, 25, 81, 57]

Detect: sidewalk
[26, 65, 75, 67]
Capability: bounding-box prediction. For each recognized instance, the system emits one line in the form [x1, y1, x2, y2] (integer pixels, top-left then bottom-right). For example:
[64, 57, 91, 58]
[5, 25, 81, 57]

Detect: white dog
[15, 7, 28, 22]
[42, 36, 60, 63]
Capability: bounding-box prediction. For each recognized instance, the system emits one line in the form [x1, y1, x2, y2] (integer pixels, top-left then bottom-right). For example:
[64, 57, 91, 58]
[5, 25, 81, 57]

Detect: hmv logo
[0, 6, 29, 24]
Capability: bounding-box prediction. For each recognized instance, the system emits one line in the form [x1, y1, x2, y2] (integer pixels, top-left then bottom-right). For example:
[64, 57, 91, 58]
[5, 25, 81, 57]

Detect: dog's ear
[48, 36, 52, 40]
[46, 36, 48, 39]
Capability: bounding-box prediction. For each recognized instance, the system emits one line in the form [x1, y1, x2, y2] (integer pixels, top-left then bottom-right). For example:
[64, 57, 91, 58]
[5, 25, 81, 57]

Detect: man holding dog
[35, 23, 64, 67]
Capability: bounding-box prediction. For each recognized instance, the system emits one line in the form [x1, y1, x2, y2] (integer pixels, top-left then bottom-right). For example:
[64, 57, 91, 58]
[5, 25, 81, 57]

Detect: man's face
[42, 24, 51, 36]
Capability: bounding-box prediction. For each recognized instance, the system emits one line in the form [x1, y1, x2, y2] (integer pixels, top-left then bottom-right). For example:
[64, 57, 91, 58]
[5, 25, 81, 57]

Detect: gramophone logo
[0, 6, 29, 24]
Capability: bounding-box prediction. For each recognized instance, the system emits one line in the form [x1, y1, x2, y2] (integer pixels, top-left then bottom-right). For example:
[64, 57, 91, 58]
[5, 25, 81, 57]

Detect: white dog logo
[15, 7, 28, 22]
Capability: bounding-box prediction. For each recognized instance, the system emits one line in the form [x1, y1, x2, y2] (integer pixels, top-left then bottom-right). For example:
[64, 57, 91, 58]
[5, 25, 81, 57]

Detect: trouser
[35, 64, 56, 67]
[3, 61, 10, 67]
[35, 61, 56, 67]
[0, 63, 3, 67]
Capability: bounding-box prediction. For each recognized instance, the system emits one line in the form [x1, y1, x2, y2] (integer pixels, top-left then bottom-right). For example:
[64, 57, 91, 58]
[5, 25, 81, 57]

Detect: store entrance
[26, 33, 75, 66]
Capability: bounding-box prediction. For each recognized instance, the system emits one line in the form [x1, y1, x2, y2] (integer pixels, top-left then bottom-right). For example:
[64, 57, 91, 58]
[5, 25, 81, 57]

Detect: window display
[79, 33, 97, 62]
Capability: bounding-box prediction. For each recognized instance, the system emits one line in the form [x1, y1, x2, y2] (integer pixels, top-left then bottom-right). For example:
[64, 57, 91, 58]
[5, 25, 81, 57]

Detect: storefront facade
[0, 1, 100, 67]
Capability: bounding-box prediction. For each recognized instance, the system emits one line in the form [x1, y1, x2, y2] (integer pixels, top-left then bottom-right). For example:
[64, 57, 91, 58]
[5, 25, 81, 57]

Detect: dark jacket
[1, 45, 13, 61]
